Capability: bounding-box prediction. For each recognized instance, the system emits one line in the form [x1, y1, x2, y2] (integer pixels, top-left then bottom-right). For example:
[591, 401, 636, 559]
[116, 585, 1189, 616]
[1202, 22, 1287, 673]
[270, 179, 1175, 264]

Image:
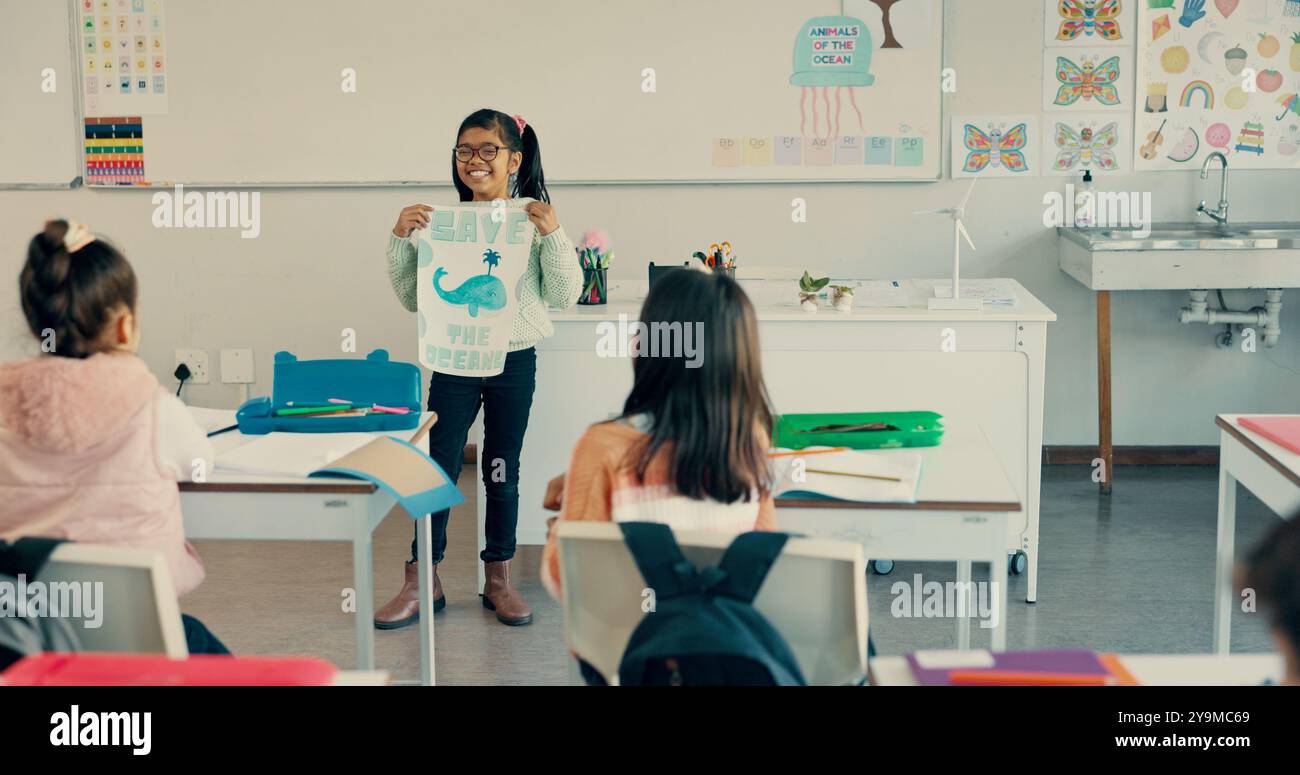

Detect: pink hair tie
[62, 220, 97, 254]
[513, 114, 527, 134]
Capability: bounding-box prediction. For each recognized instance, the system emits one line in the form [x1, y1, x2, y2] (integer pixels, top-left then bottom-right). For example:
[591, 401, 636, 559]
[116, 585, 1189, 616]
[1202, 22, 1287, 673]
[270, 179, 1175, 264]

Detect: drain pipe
[1179, 289, 1283, 347]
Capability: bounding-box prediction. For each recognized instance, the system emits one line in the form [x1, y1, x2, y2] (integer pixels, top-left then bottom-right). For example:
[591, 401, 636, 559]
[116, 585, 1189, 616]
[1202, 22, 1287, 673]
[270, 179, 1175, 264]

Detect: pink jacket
[0, 353, 206, 597]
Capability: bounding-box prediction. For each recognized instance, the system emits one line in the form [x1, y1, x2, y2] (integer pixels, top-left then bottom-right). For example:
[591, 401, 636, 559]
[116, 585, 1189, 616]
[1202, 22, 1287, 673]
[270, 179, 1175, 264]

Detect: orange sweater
[541, 420, 776, 599]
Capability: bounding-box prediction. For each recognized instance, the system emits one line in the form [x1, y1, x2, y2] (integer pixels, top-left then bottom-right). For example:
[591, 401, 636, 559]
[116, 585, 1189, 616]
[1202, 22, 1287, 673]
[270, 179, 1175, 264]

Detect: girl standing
[378, 109, 581, 627]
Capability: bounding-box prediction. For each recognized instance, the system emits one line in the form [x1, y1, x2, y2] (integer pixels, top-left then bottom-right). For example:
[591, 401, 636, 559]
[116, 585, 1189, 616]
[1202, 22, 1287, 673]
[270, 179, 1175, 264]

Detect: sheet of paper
[913, 649, 995, 670]
[854, 280, 911, 308]
[772, 448, 922, 503]
[934, 280, 1018, 305]
[187, 406, 237, 434]
[215, 432, 379, 478]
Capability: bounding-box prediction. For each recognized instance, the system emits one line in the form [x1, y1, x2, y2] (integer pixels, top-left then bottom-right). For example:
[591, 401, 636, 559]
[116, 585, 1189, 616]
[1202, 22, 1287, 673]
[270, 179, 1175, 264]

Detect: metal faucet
[1197, 152, 1229, 226]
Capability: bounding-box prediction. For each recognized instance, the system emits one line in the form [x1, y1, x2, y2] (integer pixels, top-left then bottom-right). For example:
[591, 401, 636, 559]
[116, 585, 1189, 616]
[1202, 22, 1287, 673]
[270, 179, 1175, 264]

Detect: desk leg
[990, 550, 1008, 652]
[1096, 291, 1113, 496]
[956, 560, 972, 651]
[1019, 323, 1048, 604]
[417, 514, 436, 686]
[1213, 460, 1237, 656]
[352, 509, 376, 671]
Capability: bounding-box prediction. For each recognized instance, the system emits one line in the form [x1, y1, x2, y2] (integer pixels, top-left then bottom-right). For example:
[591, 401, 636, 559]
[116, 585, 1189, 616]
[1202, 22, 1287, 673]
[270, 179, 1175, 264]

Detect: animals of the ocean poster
[415, 204, 536, 377]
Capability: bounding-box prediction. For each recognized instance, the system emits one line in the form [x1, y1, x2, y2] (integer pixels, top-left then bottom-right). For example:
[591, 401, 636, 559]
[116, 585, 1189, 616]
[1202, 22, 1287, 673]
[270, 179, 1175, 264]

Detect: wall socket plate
[220, 348, 255, 384]
[173, 348, 210, 385]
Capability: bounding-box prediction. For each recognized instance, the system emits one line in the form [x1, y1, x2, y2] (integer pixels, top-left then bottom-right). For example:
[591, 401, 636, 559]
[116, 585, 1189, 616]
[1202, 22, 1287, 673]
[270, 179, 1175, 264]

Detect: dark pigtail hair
[451, 108, 550, 204]
[19, 220, 138, 359]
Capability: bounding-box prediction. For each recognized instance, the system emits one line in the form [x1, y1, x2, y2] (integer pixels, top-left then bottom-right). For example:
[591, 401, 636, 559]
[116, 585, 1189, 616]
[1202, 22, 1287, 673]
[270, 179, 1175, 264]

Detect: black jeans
[411, 347, 537, 564]
[181, 614, 230, 655]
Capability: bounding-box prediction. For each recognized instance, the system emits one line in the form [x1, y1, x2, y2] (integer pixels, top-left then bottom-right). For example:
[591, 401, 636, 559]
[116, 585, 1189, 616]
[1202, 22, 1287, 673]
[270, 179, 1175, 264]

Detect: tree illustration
[482, 248, 500, 275]
[870, 0, 905, 49]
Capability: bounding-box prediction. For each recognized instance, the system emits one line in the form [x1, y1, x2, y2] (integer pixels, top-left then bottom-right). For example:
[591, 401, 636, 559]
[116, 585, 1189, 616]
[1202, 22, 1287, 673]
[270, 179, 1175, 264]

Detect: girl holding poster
[378, 109, 581, 628]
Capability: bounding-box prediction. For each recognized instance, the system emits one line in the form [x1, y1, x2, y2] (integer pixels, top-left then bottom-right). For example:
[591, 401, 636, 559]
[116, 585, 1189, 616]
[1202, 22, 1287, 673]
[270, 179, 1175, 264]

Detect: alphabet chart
[80, 0, 169, 116]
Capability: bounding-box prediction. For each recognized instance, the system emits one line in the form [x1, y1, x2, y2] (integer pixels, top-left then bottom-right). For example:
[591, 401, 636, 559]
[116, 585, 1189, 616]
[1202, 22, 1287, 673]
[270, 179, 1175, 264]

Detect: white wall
[1, 0, 1297, 446]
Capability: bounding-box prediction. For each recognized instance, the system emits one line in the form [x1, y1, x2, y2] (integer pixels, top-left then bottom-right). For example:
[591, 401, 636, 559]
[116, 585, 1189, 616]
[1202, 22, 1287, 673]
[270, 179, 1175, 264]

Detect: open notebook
[214, 431, 464, 519]
[771, 448, 922, 503]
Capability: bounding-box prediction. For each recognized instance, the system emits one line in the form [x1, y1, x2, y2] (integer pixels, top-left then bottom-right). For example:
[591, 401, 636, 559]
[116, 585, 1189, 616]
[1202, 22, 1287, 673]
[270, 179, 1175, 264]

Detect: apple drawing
[1257, 69, 1284, 92]
[1259, 33, 1281, 58]
[1215, 0, 1238, 17]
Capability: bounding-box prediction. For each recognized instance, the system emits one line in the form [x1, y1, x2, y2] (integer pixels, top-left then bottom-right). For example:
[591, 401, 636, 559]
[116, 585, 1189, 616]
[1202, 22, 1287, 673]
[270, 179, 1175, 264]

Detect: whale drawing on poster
[416, 205, 535, 378]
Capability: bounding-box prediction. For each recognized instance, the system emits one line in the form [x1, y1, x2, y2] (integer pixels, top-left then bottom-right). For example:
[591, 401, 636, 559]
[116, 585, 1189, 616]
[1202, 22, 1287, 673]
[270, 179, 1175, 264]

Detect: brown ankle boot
[374, 560, 444, 630]
[481, 560, 532, 626]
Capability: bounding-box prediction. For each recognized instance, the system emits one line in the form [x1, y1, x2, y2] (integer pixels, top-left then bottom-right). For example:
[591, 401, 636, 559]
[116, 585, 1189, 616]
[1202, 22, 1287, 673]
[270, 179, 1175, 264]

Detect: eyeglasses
[453, 144, 510, 163]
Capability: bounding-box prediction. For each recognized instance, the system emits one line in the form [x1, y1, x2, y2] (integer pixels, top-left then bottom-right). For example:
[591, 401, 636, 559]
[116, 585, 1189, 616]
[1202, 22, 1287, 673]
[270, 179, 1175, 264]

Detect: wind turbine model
[914, 176, 982, 311]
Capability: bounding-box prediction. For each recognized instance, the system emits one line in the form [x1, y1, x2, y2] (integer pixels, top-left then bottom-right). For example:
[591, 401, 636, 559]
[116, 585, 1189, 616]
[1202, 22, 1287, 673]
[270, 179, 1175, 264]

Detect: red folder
[1, 653, 338, 686]
[1237, 416, 1300, 456]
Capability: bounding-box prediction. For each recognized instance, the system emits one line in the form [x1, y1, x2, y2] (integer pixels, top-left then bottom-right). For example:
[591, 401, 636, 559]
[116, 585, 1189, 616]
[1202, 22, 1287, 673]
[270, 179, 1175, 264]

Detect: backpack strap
[619, 522, 724, 598]
[713, 532, 790, 604]
[0, 537, 66, 578]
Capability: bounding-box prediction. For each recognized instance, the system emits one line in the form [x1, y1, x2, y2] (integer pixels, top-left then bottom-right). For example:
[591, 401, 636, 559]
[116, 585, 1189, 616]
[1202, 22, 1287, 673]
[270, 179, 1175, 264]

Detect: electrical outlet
[220, 348, 254, 384]
[174, 348, 210, 385]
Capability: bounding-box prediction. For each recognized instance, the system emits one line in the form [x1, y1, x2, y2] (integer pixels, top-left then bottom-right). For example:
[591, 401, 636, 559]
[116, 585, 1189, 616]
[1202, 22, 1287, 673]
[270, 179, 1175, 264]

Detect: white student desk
[870, 653, 1283, 686]
[1213, 414, 1300, 655]
[180, 414, 440, 686]
[777, 423, 1018, 652]
[496, 278, 1055, 600]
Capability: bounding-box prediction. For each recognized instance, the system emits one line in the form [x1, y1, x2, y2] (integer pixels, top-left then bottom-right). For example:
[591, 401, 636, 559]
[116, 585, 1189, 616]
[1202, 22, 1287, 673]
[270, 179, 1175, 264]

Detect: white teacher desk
[180, 414, 440, 686]
[777, 423, 1018, 651]
[1213, 414, 1300, 655]
[488, 278, 1055, 601]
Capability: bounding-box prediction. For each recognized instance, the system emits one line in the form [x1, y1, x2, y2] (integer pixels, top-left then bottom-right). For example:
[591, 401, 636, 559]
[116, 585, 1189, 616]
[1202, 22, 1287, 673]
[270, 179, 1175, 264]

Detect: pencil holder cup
[579, 268, 607, 305]
[712, 266, 735, 281]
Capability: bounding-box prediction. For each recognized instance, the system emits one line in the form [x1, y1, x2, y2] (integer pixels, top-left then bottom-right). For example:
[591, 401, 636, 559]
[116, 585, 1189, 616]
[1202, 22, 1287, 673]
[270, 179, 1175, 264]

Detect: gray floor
[182, 463, 1280, 684]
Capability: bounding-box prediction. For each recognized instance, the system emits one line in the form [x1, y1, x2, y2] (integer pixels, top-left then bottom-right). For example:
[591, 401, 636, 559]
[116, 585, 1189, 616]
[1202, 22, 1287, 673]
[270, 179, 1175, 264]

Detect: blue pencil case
[235, 349, 422, 435]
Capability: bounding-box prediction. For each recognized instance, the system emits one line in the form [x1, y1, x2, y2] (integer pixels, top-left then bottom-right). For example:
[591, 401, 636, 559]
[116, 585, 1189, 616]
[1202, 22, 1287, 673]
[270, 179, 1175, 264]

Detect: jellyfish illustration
[791, 15, 876, 139]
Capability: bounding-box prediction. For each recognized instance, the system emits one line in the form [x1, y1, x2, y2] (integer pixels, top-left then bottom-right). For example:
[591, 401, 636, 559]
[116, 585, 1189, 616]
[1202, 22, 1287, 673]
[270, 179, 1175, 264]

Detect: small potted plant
[830, 284, 855, 312]
[576, 229, 613, 305]
[797, 271, 828, 312]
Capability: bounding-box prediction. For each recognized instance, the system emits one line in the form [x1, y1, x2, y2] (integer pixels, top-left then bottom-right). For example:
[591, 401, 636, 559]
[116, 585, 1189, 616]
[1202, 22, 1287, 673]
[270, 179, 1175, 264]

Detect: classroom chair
[555, 521, 868, 686]
[35, 543, 187, 658]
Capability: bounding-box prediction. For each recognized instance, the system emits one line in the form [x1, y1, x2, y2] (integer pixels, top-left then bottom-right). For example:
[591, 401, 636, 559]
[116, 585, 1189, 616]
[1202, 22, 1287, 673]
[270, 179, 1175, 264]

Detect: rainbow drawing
[1180, 80, 1214, 109]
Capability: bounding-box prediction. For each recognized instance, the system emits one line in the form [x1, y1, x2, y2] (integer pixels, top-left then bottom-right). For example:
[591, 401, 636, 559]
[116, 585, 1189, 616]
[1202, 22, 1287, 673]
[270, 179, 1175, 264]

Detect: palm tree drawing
[482, 248, 500, 275]
[870, 0, 905, 49]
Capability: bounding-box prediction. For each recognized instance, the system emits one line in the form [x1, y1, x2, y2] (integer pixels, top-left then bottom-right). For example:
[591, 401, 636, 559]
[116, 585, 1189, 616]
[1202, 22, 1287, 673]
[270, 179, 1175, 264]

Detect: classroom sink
[1057, 223, 1300, 291]
[1058, 223, 1300, 251]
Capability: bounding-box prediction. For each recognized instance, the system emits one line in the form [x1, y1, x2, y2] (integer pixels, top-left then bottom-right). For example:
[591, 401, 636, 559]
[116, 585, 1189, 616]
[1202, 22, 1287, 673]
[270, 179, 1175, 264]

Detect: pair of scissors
[707, 241, 733, 268]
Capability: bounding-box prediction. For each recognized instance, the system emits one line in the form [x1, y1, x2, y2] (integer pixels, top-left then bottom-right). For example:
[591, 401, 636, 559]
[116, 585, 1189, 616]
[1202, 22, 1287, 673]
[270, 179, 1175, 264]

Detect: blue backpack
[615, 522, 807, 686]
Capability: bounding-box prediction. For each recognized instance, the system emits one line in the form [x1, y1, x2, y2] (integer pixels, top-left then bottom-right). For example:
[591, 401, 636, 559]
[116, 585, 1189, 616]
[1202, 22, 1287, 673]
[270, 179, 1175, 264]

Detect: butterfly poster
[950, 115, 1039, 178]
[1042, 0, 1133, 47]
[1043, 48, 1133, 112]
[416, 204, 536, 378]
[1041, 114, 1132, 176]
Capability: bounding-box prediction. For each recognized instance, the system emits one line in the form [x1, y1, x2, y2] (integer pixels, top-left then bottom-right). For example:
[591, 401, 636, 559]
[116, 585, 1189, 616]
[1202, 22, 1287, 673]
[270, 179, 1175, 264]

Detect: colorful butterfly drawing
[962, 123, 1029, 173]
[1056, 0, 1124, 41]
[1053, 122, 1119, 171]
[1054, 55, 1122, 106]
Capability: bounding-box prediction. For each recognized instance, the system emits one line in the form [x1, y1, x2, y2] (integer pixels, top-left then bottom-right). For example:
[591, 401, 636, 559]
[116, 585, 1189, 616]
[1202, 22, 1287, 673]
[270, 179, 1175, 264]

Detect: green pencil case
[772, 411, 944, 450]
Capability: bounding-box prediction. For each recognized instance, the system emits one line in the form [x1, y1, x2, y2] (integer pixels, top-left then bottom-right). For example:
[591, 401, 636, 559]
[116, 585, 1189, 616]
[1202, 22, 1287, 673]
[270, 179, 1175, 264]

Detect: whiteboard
[0, 0, 80, 188]
[73, 0, 944, 186]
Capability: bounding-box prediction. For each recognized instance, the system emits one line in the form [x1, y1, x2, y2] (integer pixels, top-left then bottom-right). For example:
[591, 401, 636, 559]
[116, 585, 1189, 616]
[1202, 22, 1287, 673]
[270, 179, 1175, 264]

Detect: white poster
[416, 204, 535, 378]
[80, 0, 170, 117]
[1133, 0, 1300, 170]
[1043, 48, 1134, 112]
[1043, 0, 1136, 48]
[1042, 114, 1133, 175]
[951, 115, 1040, 178]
